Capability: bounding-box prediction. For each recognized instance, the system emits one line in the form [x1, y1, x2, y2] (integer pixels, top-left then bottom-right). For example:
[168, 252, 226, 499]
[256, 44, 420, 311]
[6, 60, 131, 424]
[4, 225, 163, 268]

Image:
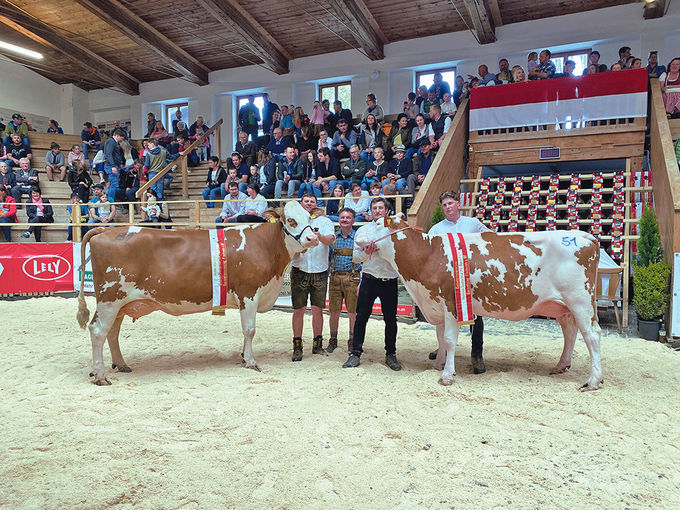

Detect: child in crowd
[363, 182, 384, 221]
[247, 165, 261, 189]
[141, 193, 161, 222]
[309, 101, 326, 137]
[325, 184, 345, 222]
[528, 51, 539, 73]
[193, 124, 208, 161]
[66, 193, 89, 241]
[68, 144, 87, 170]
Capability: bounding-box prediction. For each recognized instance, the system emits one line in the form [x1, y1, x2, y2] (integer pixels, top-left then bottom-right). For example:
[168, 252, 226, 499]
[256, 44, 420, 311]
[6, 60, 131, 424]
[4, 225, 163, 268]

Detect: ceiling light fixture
[0, 40, 43, 60]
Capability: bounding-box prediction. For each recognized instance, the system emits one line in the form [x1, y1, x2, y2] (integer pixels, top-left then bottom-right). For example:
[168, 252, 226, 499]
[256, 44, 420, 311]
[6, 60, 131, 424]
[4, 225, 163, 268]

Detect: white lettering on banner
[73, 243, 94, 293]
[32, 259, 61, 276]
[22, 255, 71, 281]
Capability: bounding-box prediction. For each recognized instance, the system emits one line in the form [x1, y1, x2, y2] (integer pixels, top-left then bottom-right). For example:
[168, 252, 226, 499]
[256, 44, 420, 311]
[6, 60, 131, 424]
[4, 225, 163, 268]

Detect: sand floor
[1, 296, 679, 509]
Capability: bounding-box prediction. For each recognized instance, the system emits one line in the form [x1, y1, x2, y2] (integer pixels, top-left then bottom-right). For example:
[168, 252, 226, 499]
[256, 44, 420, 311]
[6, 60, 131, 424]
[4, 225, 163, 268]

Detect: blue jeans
[67, 224, 88, 241]
[328, 179, 349, 191]
[82, 142, 100, 160]
[405, 147, 420, 160]
[104, 165, 118, 202]
[203, 187, 220, 208]
[148, 172, 164, 199]
[0, 216, 12, 241]
[360, 150, 375, 165]
[297, 182, 322, 200]
[274, 179, 301, 199]
[383, 178, 407, 192]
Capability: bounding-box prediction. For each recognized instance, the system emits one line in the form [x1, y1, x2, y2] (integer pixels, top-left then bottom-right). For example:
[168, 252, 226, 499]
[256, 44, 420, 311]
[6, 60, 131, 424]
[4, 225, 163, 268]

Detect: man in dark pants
[343, 197, 401, 371]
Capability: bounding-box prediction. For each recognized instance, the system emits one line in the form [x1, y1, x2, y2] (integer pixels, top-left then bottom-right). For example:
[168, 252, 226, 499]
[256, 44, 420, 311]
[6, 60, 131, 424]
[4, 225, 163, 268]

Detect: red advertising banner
[0, 243, 76, 294]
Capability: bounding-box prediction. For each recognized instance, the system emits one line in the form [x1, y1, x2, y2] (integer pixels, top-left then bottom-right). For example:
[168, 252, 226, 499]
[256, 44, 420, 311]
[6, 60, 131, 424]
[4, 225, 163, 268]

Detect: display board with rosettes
[545, 174, 560, 231]
[475, 178, 490, 221]
[489, 177, 506, 231]
[507, 176, 524, 232]
[610, 172, 625, 261]
[567, 174, 581, 230]
[525, 176, 542, 232]
[590, 173, 603, 240]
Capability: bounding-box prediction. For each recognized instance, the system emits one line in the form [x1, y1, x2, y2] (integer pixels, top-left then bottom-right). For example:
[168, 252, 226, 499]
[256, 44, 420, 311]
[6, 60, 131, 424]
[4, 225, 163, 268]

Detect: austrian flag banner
[469, 68, 648, 131]
[0, 243, 76, 294]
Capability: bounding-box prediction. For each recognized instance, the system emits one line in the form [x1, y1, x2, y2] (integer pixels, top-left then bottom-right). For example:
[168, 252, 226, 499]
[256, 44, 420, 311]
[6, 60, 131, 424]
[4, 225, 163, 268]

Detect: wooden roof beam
[196, 0, 289, 75]
[488, 0, 503, 27]
[462, 0, 496, 45]
[74, 0, 210, 85]
[0, 1, 139, 95]
[643, 0, 665, 20]
[327, 0, 384, 60]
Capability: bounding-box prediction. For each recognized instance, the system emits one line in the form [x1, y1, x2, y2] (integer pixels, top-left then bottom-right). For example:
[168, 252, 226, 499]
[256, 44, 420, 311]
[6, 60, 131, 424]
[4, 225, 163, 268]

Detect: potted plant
[632, 205, 671, 340]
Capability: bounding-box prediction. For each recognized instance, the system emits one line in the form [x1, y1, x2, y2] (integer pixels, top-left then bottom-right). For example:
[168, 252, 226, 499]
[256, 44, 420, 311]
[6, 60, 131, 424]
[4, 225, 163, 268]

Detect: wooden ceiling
[0, 0, 644, 95]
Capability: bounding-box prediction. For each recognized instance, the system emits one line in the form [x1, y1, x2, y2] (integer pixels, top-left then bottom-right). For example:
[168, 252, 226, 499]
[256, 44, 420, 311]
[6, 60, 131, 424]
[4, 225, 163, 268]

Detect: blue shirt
[329, 228, 361, 272]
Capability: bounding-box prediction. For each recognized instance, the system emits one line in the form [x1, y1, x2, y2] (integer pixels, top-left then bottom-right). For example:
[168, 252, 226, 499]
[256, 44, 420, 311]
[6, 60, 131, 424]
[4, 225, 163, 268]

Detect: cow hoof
[550, 364, 571, 375]
[438, 377, 454, 386]
[244, 362, 261, 372]
[93, 378, 112, 386]
[579, 379, 603, 392]
[116, 365, 132, 373]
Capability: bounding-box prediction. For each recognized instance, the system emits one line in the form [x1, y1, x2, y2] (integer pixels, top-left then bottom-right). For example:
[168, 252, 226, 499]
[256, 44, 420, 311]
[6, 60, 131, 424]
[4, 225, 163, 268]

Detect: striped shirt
[329, 228, 361, 272]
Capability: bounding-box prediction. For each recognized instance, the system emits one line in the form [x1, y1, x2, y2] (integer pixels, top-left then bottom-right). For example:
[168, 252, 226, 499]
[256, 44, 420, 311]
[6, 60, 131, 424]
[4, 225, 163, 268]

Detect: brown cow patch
[575, 243, 599, 297]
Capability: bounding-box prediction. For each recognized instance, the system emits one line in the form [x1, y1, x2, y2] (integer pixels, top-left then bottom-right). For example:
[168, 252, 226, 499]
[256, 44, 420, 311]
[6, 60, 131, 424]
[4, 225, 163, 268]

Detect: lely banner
[0, 243, 75, 293]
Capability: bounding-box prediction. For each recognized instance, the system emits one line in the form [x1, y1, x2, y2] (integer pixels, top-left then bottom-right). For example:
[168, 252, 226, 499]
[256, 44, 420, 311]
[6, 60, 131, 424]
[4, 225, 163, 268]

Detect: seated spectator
[266, 128, 291, 161]
[0, 162, 16, 189]
[440, 92, 457, 116]
[453, 75, 466, 107]
[363, 146, 386, 189]
[429, 72, 451, 100]
[326, 184, 345, 222]
[298, 150, 322, 201]
[528, 50, 556, 80]
[343, 182, 370, 222]
[341, 145, 367, 186]
[428, 104, 451, 150]
[45, 142, 67, 181]
[145, 113, 157, 138]
[407, 113, 430, 159]
[296, 125, 316, 160]
[415, 85, 428, 111]
[331, 119, 357, 159]
[631, 58, 642, 69]
[318, 129, 333, 152]
[316, 147, 342, 192]
[648, 51, 666, 78]
[362, 93, 384, 124]
[422, 90, 440, 117]
[175, 134, 199, 167]
[141, 189, 171, 227]
[527, 52, 539, 74]
[225, 152, 249, 194]
[88, 188, 115, 225]
[236, 183, 267, 222]
[469, 77, 480, 89]
[175, 121, 190, 141]
[119, 139, 138, 167]
[383, 145, 412, 192]
[151, 121, 171, 147]
[67, 144, 87, 171]
[81, 122, 101, 160]
[586, 63, 599, 75]
[47, 119, 64, 134]
[118, 159, 142, 205]
[310, 100, 326, 136]
[359, 114, 383, 164]
[584, 50, 607, 75]
[512, 65, 528, 83]
[321, 100, 334, 135]
[497, 59, 514, 83]
[235, 130, 257, 167]
[259, 155, 278, 199]
[0, 185, 17, 242]
[275, 146, 302, 199]
[659, 58, 680, 117]
[247, 164, 260, 189]
[11, 158, 39, 203]
[68, 160, 93, 203]
[202, 156, 227, 208]
[66, 193, 89, 241]
[468, 64, 498, 86]
[363, 182, 385, 221]
[216, 181, 247, 223]
[5, 134, 32, 169]
[624, 56, 636, 69]
[385, 114, 411, 160]
[3, 114, 30, 149]
[407, 138, 434, 205]
[404, 92, 419, 120]
[21, 186, 53, 241]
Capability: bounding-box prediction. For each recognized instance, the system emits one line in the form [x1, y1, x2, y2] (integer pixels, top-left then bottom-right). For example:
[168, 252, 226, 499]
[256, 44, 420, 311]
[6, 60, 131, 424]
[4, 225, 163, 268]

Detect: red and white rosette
[590, 173, 603, 240]
[545, 174, 560, 231]
[476, 177, 490, 221]
[507, 176, 523, 232]
[490, 177, 506, 231]
[526, 176, 541, 232]
[567, 174, 580, 230]
[209, 228, 229, 313]
[610, 172, 625, 261]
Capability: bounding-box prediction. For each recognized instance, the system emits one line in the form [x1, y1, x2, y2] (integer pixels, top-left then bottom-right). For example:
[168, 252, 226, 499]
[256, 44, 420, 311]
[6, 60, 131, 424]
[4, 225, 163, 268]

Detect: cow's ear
[263, 209, 281, 222]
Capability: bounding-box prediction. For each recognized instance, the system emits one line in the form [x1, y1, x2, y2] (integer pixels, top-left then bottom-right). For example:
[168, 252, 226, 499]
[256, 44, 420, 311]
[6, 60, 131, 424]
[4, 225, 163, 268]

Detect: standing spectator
[331, 119, 357, 159]
[512, 66, 528, 83]
[216, 181, 247, 223]
[290, 193, 335, 360]
[21, 187, 53, 241]
[584, 50, 607, 75]
[144, 138, 168, 200]
[362, 93, 384, 124]
[81, 122, 101, 160]
[428, 72, 451, 100]
[469, 64, 497, 85]
[415, 85, 428, 111]
[5, 134, 32, 169]
[295, 125, 316, 160]
[0, 162, 17, 189]
[261, 93, 279, 139]
[428, 104, 452, 150]
[202, 156, 227, 208]
[68, 160, 93, 203]
[47, 119, 64, 134]
[527, 51, 539, 74]
[45, 142, 67, 181]
[631, 58, 643, 69]
[341, 145, 367, 186]
[145, 113, 157, 138]
[383, 145, 412, 193]
[236, 182, 268, 222]
[3, 114, 30, 149]
[453, 75, 466, 106]
[280, 105, 294, 136]
[150, 121, 170, 147]
[648, 51, 666, 78]
[275, 146, 303, 199]
[292, 106, 309, 137]
[66, 193, 89, 241]
[327, 207, 361, 353]
[171, 110, 183, 135]
[343, 197, 402, 371]
[330, 100, 353, 128]
[11, 158, 39, 204]
[404, 92, 419, 120]
[359, 114, 383, 164]
[615, 46, 631, 69]
[497, 59, 514, 83]
[529, 49, 556, 80]
[189, 116, 210, 158]
[0, 185, 17, 242]
[88, 189, 115, 225]
[235, 130, 257, 168]
[103, 129, 126, 202]
[238, 95, 261, 142]
[659, 58, 680, 117]
[68, 144, 87, 170]
[309, 101, 327, 136]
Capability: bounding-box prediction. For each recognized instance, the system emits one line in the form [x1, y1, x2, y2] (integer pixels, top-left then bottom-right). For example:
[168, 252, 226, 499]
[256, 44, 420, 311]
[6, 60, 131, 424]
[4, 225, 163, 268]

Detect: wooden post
[622, 159, 632, 328]
[194, 200, 201, 229]
[181, 157, 188, 199]
[128, 199, 135, 225]
[215, 124, 221, 161]
[73, 204, 82, 243]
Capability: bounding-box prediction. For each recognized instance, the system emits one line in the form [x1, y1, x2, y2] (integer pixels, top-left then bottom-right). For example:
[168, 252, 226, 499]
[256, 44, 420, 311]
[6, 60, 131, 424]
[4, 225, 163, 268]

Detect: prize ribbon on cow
[545, 174, 560, 231]
[476, 177, 490, 221]
[507, 176, 523, 232]
[490, 177, 506, 232]
[567, 174, 581, 230]
[209, 229, 229, 312]
[610, 172, 625, 261]
[590, 172, 603, 240]
[525, 175, 541, 232]
[447, 233, 475, 326]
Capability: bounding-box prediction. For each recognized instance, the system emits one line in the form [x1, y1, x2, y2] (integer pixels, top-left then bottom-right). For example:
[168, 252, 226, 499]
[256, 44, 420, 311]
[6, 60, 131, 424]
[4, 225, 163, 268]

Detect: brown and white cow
[355, 214, 603, 390]
[77, 200, 317, 385]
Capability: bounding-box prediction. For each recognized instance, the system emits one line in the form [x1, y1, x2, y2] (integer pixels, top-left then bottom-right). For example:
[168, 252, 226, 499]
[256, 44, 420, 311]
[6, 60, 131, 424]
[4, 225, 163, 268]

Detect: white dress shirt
[243, 193, 267, 217]
[291, 215, 335, 273]
[352, 221, 399, 279]
[428, 216, 489, 236]
[344, 190, 371, 216]
[219, 191, 248, 218]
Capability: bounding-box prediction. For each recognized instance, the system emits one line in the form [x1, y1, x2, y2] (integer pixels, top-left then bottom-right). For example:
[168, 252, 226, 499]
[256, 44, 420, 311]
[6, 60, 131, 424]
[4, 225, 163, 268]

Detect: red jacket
[1, 195, 18, 222]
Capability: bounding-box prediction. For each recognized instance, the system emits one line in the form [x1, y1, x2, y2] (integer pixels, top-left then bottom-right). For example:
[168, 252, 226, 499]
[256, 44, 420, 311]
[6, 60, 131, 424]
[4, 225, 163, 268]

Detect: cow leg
[88, 306, 119, 385]
[551, 314, 578, 374]
[437, 313, 459, 386]
[239, 300, 261, 372]
[573, 313, 603, 391]
[107, 316, 131, 373]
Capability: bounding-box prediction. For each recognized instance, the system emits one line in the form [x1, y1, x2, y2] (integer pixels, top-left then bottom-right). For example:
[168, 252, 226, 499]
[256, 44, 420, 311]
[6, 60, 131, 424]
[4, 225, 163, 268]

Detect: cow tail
[77, 227, 104, 329]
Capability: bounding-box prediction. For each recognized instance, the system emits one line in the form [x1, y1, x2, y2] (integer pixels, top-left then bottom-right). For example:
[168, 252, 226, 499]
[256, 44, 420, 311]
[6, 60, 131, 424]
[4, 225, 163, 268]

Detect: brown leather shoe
[472, 355, 486, 374]
[326, 337, 338, 353]
[292, 337, 303, 362]
[312, 335, 324, 354]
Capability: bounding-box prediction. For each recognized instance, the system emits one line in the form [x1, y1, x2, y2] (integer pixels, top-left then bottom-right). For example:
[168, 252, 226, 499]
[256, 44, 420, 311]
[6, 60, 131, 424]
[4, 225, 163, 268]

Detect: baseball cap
[11, 113, 21, 119]
[93, 183, 105, 190]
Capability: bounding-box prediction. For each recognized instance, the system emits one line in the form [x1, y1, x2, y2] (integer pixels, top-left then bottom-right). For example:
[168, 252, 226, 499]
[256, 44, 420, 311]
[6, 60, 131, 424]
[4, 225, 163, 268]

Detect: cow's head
[273, 200, 319, 254]
[355, 213, 412, 260]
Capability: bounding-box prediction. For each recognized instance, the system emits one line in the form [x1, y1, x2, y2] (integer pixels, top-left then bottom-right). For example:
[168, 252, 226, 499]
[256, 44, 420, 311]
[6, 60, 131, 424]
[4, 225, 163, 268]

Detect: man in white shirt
[290, 194, 336, 361]
[216, 181, 247, 223]
[236, 182, 268, 222]
[429, 191, 490, 374]
[343, 197, 402, 371]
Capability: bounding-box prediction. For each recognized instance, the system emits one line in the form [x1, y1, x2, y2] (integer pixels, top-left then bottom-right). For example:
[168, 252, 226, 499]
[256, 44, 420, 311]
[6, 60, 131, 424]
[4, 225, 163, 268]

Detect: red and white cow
[77, 200, 317, 385]
[355, 214, 603, 390]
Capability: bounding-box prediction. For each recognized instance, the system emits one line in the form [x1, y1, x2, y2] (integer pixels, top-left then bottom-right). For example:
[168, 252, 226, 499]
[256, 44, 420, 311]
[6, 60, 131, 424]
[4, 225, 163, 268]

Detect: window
[550, 49, 591, 76]
[165, 102, 188, 133]
[416, 67, 456, 92]
[318, 82, 351, 110]
[236, 93, 266, 136]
